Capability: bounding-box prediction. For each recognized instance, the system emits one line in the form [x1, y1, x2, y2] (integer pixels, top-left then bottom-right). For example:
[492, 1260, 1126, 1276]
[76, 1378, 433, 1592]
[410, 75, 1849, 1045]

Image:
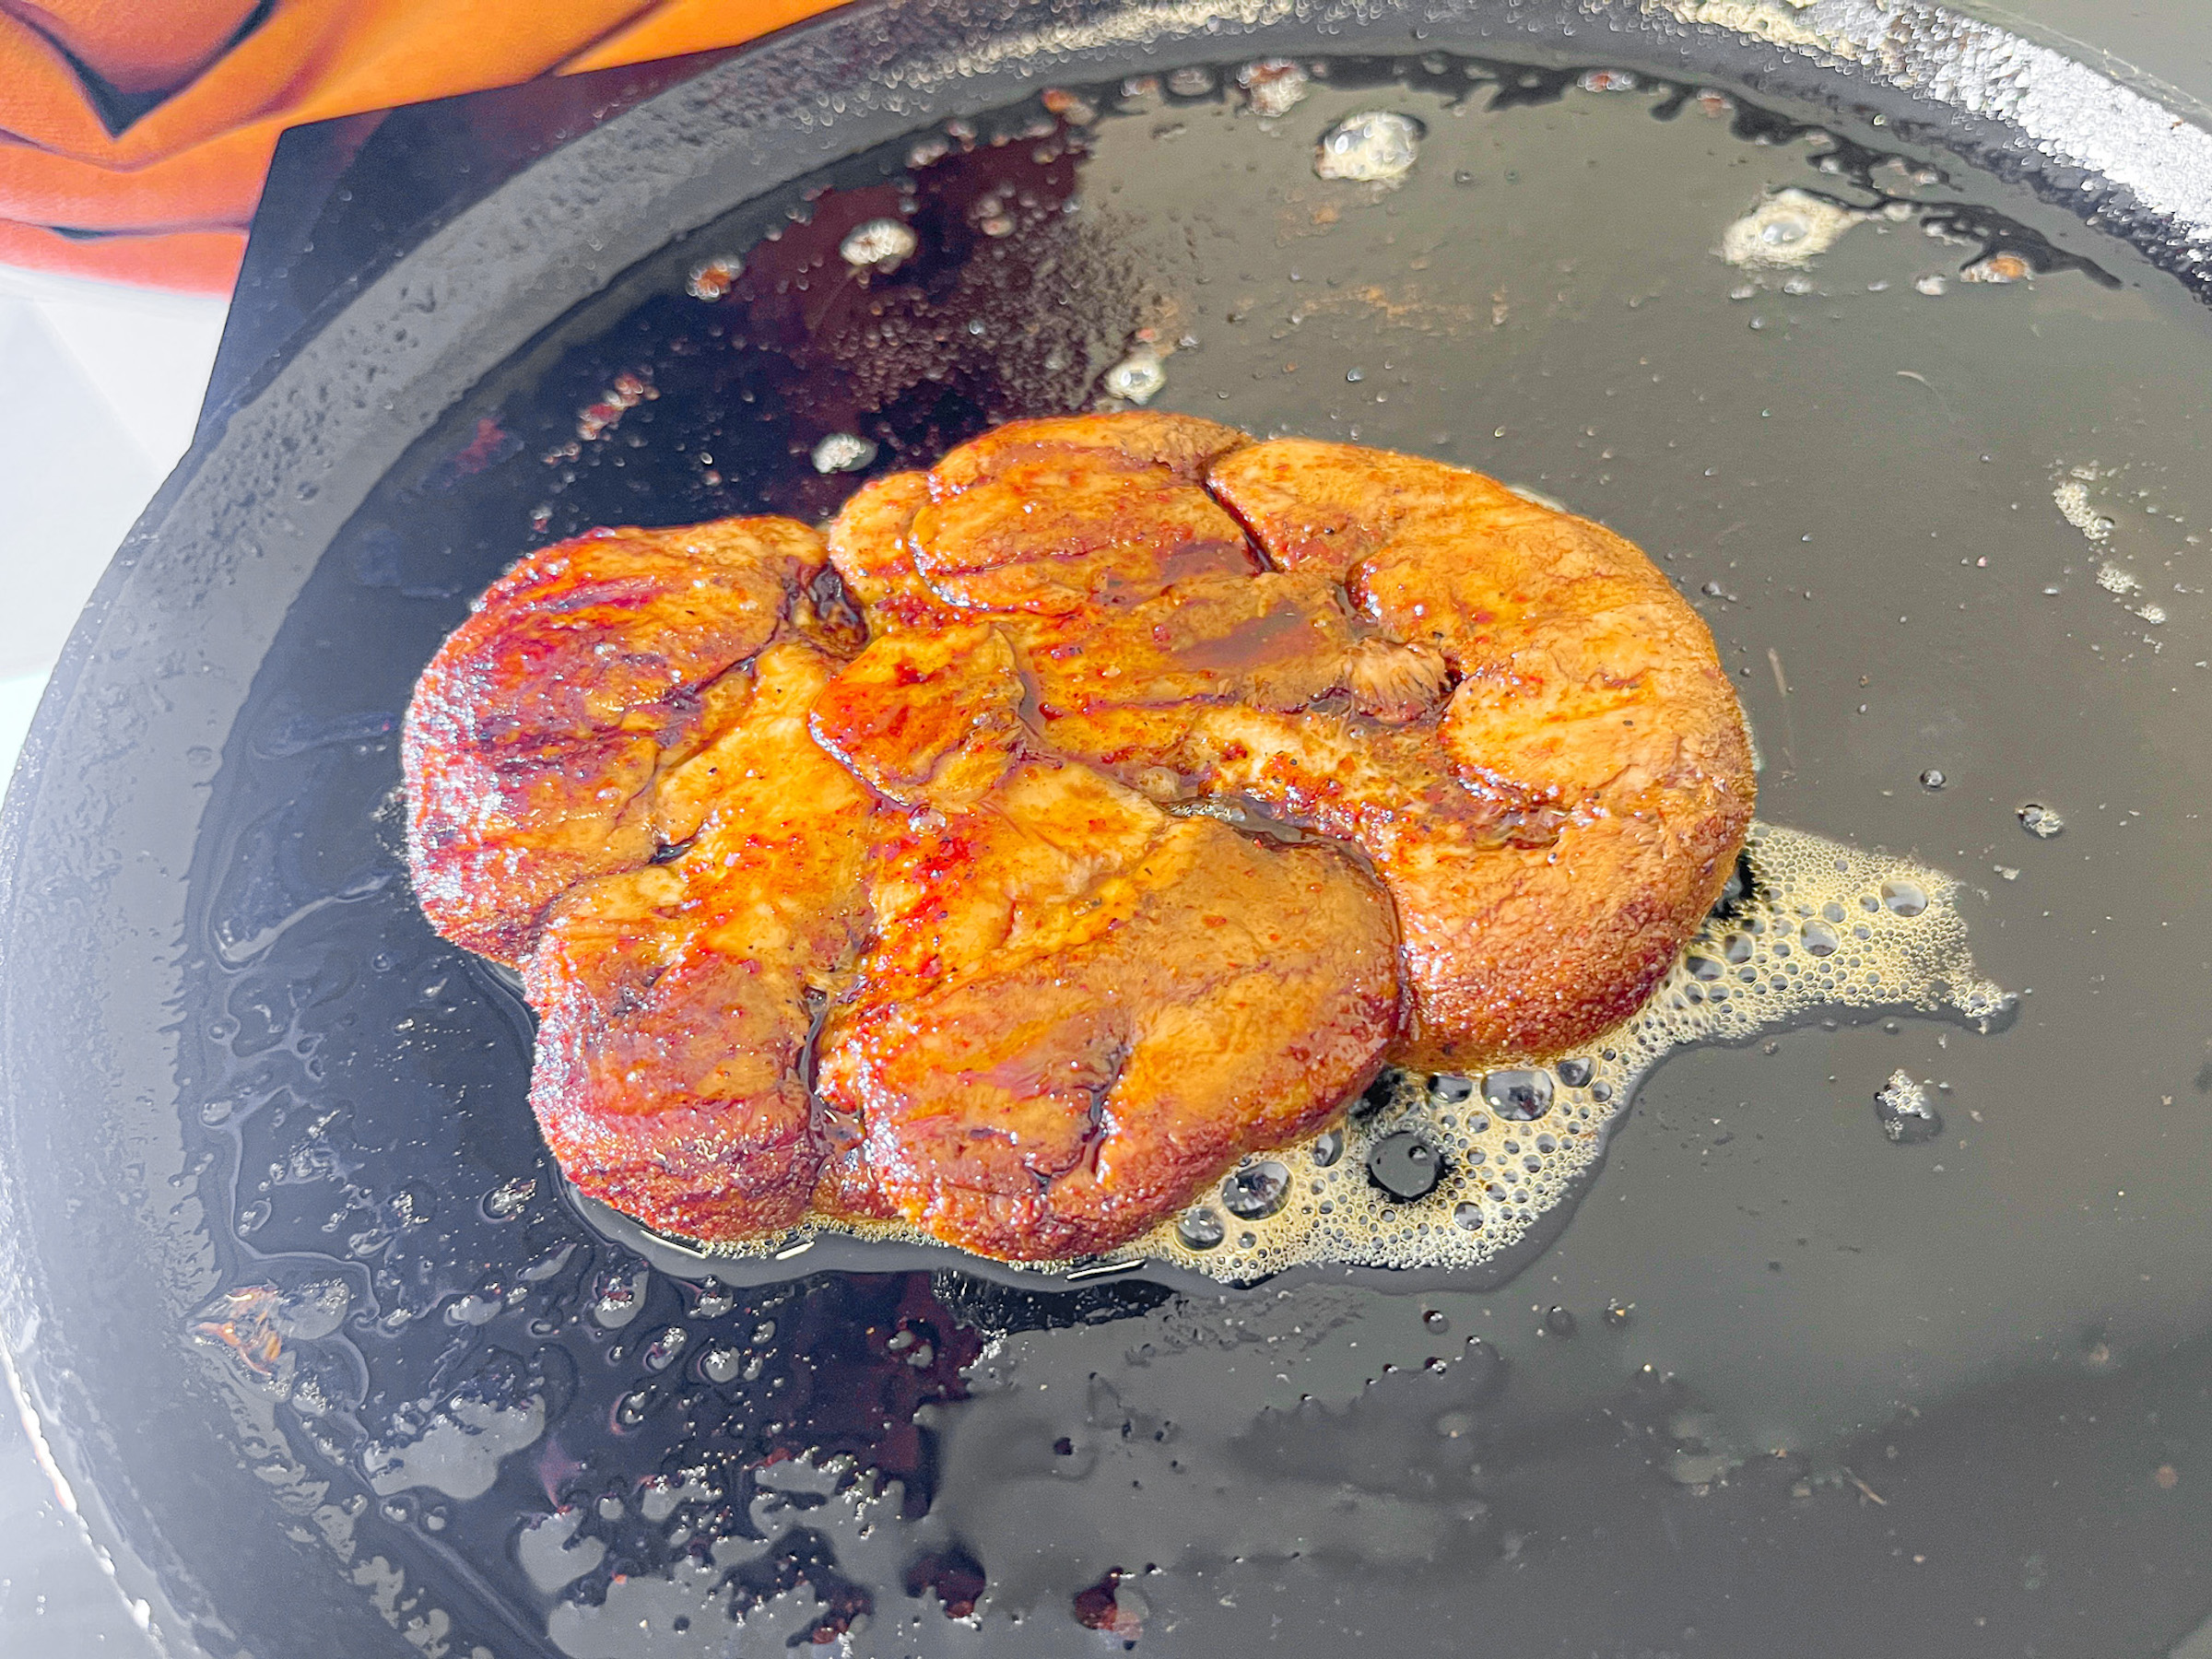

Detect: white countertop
[0, 265, 226, 765]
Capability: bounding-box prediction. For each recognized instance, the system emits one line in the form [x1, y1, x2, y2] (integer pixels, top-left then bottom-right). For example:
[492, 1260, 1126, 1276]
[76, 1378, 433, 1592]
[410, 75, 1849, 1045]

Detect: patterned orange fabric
[0, 0, 844, 292]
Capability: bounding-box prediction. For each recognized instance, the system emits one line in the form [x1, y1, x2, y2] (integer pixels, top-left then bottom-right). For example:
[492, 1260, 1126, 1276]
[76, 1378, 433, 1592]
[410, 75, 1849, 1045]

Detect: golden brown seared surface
[405, 413, 1753, 1261]
[525, 641, 882, 1242]
[830, 416, 1755, 1070]
[810, 628, 1398, 1259]
[824, 473, 966, 635]
[401, 519, 852, 964]
[404, 522, 880, 1242]
[905, 413, 1260, 612]
[1206, 441, 1755, 1065]
[831, 783, 1396, 1260]
[806, 620, 1029, 810]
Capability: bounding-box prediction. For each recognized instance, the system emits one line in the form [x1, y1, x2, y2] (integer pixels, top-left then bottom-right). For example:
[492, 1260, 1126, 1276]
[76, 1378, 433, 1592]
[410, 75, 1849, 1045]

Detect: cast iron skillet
[7, 2, 2212, 1654]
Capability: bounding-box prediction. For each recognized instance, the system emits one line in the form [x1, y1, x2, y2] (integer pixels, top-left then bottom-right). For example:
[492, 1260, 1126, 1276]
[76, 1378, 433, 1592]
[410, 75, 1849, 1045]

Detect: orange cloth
[0, 0, 844, 292]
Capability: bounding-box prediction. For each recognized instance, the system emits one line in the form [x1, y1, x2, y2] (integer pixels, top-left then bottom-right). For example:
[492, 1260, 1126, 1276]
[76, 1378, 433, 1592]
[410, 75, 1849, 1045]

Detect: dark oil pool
[173, 52, 2212, 1657]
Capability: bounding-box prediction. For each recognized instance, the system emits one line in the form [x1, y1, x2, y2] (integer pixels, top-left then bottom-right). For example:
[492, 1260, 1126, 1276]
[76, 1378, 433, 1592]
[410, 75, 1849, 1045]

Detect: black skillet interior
[6, 3, 2212, 1654]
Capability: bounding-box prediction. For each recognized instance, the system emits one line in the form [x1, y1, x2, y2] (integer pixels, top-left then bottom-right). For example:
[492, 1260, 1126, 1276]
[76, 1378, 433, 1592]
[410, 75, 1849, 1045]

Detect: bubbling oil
[697, 821, 2010, 1283]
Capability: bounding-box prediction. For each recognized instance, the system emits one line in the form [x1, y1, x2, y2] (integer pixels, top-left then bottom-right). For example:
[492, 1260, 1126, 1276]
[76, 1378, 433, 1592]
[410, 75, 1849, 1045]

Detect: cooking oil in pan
[165, 39, 2212, 1650]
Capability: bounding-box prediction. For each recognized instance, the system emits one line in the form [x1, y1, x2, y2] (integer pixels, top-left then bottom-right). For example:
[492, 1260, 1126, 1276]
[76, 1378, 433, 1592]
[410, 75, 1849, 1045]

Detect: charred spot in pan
[1352, 1070, 1403, 1121]
[1709, 844, 1762, 923]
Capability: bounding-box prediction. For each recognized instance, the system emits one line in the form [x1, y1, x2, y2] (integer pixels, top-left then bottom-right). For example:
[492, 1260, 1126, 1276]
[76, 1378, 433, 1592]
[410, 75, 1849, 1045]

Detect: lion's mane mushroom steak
[402, 413, 1754, 1261]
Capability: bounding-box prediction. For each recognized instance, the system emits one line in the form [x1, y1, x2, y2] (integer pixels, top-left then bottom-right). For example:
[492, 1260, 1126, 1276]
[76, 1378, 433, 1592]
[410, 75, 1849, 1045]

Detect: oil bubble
[1920, 768, 1947, 791]
[690, 1285, 735, 1319]
[1238, 59, 1309, 118]
[1175, 1207, 1226, 1251]
[1041, 87, 1098, 124]
[1483, 1069, 1554, 1122]
[811, 432, 877, 474]
[1367, 1130, 1442, 1199]
[1222, 1159, 1289, 1220]
[592, 1267, 650, 1329]
[519, 1241, 574, 1283]
[1963, 252, 2032, 284]
[1315, 111, 1422, 182]
[483, 1176, 535, 1220]
[1310, 1127, 1344, 1167]
[686, 256, 742, 300]
[1875, 1069, 1944, 1144]
[2053, 480, 2112, 543]
[445, 1293, 500, 1327]
[1556, 1057, 1594, 1088]
[1879, 879, 1928, 917]
[641, 1325, 688, 1372]
[2018, 802, 2065, 839]
[839, 218, 917, 269]
[1721, 188, 1862, 267]
[1102, 349, 1168, 405]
